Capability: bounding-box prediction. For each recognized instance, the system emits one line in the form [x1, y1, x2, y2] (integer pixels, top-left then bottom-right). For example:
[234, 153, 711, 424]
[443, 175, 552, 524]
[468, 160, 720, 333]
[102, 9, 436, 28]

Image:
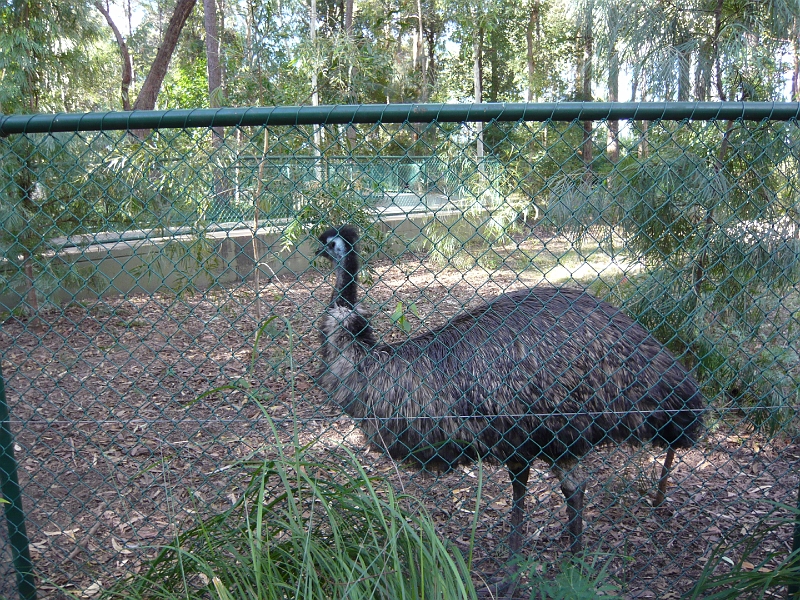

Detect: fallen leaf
[81, 581, 102, 598]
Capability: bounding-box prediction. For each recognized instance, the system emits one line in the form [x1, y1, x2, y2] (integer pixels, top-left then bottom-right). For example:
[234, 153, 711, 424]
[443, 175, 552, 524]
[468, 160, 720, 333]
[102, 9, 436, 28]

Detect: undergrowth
[99, 417, 478, 600]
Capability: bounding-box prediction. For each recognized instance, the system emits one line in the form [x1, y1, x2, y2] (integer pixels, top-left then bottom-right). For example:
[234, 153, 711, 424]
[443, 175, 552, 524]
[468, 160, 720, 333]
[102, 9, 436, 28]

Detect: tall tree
[576, 0, 595, 177]
[603, 0, 620, 161]
[204, 0, 222, 104]
[343, 0, 357, 147]
[95, 1, 134, 110]
[205, 0, 227, 207]
[0, 0, 102, 113]
[474, 25, 484, 166]
[525, 0, 541, 102]
[0, 0, 104, 317]
[132, 0, 198, 110]
[414, 0, 428, 100]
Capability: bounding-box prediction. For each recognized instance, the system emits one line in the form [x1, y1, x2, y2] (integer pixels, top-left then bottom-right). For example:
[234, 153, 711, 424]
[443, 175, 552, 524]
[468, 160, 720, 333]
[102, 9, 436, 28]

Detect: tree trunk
[581, 0, 594, 180]
[344, 0, 357, 148]
[792, 18, 800, 101]
[525, 1, 540, 102]
[132, 0, 198, 111]
[425, 27, 437, 94]
[310, 0, 323, 181]
[245, 0, 253, 69]
[695, 45, 712, 101]
[712, 0, 727, 101]
[95, 1, 133, 111]
[582, 0, 593, 100]
[416, 0, 428, 101]
[574, 15, 584, 100]
[219, 0, 226, 96]
[205, 0, 228, 209]
[489, 31, 498, 103]
[638, 82, 649, 161]
[677, 27, 690, 101]
[126, 0, 133, 36]
[606, 1, 619, 163]
[474, 27, 484, 172]
[344, 0, 353, 32]
[22, 255, 39, 318]
[204, 0, 222, 103]
[311, 0, 319, 111]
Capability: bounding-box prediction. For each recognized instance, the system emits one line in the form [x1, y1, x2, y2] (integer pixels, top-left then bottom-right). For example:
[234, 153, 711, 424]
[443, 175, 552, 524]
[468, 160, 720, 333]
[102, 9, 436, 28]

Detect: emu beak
[315, 244, 332, 263]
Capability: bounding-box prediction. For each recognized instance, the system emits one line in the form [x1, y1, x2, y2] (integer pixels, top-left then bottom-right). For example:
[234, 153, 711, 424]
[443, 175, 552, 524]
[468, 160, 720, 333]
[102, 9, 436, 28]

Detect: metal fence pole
[789, 473, 800, 600]
[0, 361, 36, 600]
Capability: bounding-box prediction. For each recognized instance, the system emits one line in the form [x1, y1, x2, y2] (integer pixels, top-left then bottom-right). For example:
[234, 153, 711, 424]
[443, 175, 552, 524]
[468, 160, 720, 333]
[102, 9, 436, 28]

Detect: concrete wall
[0, 212, 458, 313]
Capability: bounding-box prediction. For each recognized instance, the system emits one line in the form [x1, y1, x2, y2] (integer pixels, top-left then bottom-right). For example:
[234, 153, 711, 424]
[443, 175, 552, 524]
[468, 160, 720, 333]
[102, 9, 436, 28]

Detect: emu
[315, 224, 704, 562]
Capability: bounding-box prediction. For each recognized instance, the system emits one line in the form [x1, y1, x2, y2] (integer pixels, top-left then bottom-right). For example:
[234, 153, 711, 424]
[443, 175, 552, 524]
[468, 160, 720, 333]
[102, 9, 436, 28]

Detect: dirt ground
[1, 235, 798, 599]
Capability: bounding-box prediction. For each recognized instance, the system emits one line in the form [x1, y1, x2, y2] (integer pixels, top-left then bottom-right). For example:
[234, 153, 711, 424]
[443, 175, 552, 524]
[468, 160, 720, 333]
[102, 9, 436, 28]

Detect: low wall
[0, 212, 465, 313]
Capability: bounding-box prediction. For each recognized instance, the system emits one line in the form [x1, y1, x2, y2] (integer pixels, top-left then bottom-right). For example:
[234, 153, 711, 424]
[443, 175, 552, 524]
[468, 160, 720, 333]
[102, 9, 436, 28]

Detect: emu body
[315, 224, 704, 557]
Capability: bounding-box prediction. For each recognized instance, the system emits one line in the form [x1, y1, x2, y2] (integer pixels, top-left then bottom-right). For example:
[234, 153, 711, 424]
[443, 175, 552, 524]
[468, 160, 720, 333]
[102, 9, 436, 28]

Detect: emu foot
[478, 574, 525, 600]
[477, 559, 527, 599]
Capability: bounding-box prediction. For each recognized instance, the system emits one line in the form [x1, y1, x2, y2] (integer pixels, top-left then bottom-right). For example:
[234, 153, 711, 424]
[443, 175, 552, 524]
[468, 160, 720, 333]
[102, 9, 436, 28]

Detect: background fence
[1, 102, 799, 598]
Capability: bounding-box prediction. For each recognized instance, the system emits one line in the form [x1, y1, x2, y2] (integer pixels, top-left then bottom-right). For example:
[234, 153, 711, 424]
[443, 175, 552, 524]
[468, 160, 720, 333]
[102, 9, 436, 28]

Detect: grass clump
[100, 425, 477, 600]
[519, 552, 626, 600]
[687, 498, 800, 599]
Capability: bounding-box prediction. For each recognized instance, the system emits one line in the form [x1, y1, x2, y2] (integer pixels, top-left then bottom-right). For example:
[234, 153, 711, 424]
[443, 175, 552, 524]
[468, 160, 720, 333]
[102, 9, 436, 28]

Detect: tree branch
[94, 1, 133, 111]
[132, 0, 198, 111]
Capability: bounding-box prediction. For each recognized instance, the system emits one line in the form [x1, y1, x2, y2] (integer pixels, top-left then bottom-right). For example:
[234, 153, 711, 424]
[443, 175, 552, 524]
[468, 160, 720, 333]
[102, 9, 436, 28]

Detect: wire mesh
[0, 104, 799, 598]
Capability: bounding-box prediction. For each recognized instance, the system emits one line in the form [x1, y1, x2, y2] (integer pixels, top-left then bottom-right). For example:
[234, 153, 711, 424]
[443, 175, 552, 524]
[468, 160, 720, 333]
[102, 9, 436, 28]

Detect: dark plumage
[315, 224, 704, 560]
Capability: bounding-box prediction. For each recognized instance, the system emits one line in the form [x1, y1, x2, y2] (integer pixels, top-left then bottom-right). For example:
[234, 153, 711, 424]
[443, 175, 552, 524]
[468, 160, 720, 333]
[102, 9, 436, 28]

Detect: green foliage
[613, 267, 799, 435]
[526, 118, 799, 433]
[521, 553, 626, 600]
[282, 171, 385, 258]
[0, 124, 237, 309]
[422, 155, 527, 269]
[390, 301, 420, 333]
[541, 175, 619, 250]
[588, 122, 800, 433]
[0, 0, 106, 113]
[99, 419, 478, 600]
[5, 0, 800, 113]
[161, 55, 211, 109]
[617, 150, 720, 261]
[687, 499, 800, 599]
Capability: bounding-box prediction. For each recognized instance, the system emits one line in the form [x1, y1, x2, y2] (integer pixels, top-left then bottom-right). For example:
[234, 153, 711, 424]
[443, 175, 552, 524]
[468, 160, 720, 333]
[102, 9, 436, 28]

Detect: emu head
[317, 225, 359, 266]
[317, 225, 361, 307]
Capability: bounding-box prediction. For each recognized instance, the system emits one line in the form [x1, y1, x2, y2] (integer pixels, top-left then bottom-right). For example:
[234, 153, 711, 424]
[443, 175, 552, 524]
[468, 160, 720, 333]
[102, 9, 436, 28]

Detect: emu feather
[315, 224, 705, 560]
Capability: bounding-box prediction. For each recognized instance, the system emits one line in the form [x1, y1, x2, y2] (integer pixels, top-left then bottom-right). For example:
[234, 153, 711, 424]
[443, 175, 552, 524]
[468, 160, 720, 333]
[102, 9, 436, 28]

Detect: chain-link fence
[1, 103, 799, 598]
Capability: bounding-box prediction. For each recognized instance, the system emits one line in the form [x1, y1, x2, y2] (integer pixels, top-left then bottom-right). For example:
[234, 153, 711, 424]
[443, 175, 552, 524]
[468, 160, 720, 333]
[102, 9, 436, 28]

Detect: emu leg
[553, 463, 586, 554]
[483, 463, 530, 598]
[508, 463, 530, 555]
[654, 447, 676, 507]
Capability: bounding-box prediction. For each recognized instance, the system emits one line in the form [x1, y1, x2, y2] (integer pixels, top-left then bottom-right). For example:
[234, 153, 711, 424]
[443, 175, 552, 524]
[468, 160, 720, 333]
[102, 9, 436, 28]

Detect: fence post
[789, 473, 800, 600]
[0, 360, 36, 600]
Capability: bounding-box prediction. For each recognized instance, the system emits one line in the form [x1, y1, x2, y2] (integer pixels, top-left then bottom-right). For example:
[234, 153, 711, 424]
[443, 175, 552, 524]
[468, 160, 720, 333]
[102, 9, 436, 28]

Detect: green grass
[686, 499, 800, 599]
[99, 418, 479, 600]
[520, 553, 627, 600]
[95, 419, 642, 600]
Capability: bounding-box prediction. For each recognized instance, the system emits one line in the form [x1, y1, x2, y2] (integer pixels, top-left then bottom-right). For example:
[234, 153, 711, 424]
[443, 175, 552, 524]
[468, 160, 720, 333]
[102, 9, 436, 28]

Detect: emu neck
[331, 253, 359, 308]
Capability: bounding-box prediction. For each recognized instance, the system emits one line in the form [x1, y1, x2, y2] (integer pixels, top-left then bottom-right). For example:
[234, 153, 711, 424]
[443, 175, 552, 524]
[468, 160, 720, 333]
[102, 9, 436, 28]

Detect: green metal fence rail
[4, 101, 800, 134]
[1, 102, 799, 598]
